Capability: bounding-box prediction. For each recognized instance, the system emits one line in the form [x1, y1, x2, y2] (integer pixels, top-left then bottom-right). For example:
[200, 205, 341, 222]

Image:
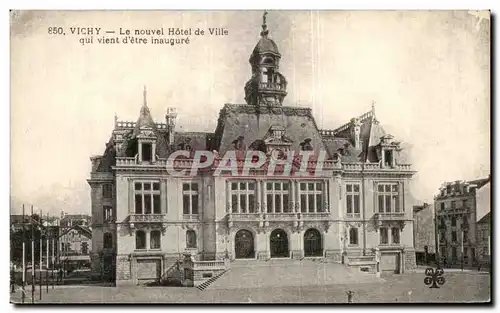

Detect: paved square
[10, 270, 490, 303]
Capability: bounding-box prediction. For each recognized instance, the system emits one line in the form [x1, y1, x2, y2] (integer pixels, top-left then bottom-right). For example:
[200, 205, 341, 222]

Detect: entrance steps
[196, 270, 228, 291]
[346, 255, 377, 273]
[207, 258, 382, 290]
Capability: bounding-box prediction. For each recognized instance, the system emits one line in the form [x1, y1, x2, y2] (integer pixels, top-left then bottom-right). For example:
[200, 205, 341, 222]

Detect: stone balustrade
[129, 214, 166, 223]
[374, 212, 406, 221]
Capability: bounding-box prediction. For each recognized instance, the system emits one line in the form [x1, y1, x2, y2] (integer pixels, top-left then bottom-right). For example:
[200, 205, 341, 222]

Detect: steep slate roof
[213, 104, 328, 157]
[468, 175, 491, 189]
[59, 224, 92, 239]
[92, 19, 410, 170]
[477, 212, 491, 224]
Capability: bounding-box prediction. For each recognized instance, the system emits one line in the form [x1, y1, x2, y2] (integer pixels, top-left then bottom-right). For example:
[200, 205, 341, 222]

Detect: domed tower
[244, 12, 288, 107]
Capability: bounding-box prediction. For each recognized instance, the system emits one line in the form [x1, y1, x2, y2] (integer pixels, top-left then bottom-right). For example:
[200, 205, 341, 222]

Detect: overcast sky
[10, 10, 490, 216]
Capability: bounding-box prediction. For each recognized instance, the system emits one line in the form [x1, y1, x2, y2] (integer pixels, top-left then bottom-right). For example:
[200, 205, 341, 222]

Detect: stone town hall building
[88, 16, 417, 285]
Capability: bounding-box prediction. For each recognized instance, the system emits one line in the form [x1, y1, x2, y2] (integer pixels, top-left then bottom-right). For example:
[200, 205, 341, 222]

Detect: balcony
[183, 214, 200, 221]
[227, 212, 330, 222]
[116, 157, 167, 167]
[299, 212, 330, 221]
[228, 213, 261, 222]
[346, 213, 362, 219]
[128, 214, 166, 223]
[258, 81, 286, 91]
[343, 162, 413, 172]
[374, 212, 406, 221]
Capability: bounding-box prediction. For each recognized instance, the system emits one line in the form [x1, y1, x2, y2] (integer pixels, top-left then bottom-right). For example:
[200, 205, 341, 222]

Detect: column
[255, 179, 260, 213]
[323, 179, 329, 212]
[290, 179, 295, 213]
[152, 142, 157, 162]
[146, 231, 151, 250]
[128, 178, 135, 214]
[138, 141, 143, 161]
[160, 180, 167, 214]
[296, 181, 301, 213]
[226, 180, 231, 213]
[262, 181, 267, 213]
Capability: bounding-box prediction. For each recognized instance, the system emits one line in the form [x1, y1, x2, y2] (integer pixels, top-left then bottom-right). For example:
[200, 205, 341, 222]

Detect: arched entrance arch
[235, 229, 255, 259]
[270, 229, 289, 258]
[304, 228, 323, 257]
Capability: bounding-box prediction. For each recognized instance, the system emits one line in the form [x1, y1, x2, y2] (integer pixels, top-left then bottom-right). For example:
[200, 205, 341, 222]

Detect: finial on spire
[143, 85, 147, 107]
[114, 112, 118, 127]
[371, 100, 378, 123]
[261, 11, 269, 37]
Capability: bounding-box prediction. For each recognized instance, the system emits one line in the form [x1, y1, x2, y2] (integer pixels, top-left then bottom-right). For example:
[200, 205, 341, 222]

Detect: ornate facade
[88, 15, 417, 285]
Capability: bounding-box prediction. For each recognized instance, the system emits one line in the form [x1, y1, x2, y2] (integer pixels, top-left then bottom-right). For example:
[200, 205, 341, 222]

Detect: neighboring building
[59, 213, 91, 228]
[88, 15, 417, 285]
[434, 176, 490, 266]
[413, 203, 435, 265]
[476, 212, 491, 265]
[59, 224, 92, 267]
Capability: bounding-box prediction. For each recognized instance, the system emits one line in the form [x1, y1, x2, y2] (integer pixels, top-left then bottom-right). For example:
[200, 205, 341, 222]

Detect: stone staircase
[196, 270, 228, 291]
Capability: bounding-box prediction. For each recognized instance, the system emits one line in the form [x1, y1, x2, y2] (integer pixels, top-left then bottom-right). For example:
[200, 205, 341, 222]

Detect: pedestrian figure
[346, 290, 354, 303]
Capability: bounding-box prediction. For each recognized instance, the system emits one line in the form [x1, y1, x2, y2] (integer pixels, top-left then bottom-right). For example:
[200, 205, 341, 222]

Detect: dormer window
[384, 150, 393, 167]
[142, 143, 152, 162]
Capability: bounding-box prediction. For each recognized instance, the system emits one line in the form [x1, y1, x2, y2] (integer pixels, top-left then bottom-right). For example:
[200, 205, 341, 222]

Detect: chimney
[165, 107, 178, 146]
[351, 118, 361, 150]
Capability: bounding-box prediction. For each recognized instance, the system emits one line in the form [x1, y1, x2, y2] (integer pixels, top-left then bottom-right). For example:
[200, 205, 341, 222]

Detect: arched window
[136, 230, 146, 250]
[186, 230, 197, 248]
[103, 232, 113, 249]
[349, 228, 358, 245]
[150, 230, 161, 249]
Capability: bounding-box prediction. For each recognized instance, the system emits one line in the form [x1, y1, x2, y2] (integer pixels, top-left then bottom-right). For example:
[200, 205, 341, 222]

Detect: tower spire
[260, 11, 269, 37]
[143, 85, 147, 107]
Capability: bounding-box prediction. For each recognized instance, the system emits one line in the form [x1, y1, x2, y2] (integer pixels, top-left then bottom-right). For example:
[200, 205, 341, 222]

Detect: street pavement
[10, 261, 491, 304]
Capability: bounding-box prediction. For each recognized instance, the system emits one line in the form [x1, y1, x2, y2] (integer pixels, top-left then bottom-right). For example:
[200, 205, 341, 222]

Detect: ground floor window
[391, 227, 400, 244]
[349, 228, 358, 245]
[380, 227, 389, 245]
[186, 230, 197, 248]
[150, 230, 161, 249]
[136, 231, 146, 250]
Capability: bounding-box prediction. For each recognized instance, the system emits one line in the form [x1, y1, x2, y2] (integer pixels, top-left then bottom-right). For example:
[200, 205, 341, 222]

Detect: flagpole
[461, 229, 464, 272]
[51, 236, 55, 289]
[31, 205, 34, 303]
[21, 204, 25, 304]
[39, 210, 43, 300]
[46, 212, 49, 293]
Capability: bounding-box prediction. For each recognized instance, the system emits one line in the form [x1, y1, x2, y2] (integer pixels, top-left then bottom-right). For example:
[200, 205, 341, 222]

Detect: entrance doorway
[235, 230, 255, 259]
[304, 228, 323, 257]
[270, 229, 289, 258]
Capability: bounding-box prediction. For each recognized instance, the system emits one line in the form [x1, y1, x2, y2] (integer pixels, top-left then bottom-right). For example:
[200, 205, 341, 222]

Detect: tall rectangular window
[451, 201, 456, 210]
[142, 143, 152, 162]
[377, 183, 401, 213]
[103, 205, 113, 222]
[183, 182, 200, 215]
[380, 227, 389, 245]
[346, 183, 360, 217]
[266, 181, 290, 213]
[391, 227, 400, 244]
[452, 231, 457, 242]
[134, 181, 161, 214]
[299, 182, 324, 213]
[440, 202, 445, 211]
[102, 184, 113, 199]
[231, 181, 256, 213]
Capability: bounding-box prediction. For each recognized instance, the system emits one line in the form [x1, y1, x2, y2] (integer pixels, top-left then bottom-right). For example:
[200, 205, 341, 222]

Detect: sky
[10, 10, 490, 215]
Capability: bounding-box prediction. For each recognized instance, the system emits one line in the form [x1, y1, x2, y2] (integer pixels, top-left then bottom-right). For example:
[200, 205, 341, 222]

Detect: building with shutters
[88, 13, 417, 285]
[434, 176, 490, 266]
